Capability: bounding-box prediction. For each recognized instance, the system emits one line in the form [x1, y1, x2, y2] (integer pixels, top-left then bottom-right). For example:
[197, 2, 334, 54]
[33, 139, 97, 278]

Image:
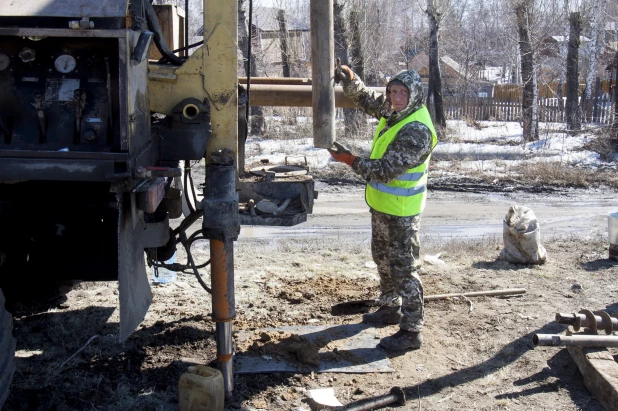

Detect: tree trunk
[566, 11, 581, 131]
[348, 9, 364, 80]
[277, 9, 291, 78]
[515, 0, 539, 142]
[334, 0, 361, 136]
[613, 50, 618, 142]
[347, 8, 366, 136]
[238, 0, 264, 136]
[426, 2, 446, 131]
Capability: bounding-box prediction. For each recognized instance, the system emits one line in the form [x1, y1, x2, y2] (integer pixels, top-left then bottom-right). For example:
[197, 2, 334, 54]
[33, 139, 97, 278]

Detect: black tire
[0, 289, 16, 409]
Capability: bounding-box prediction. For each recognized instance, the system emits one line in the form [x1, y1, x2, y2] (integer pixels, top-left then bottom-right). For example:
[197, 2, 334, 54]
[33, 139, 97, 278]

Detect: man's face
[388, 84, 410, 113]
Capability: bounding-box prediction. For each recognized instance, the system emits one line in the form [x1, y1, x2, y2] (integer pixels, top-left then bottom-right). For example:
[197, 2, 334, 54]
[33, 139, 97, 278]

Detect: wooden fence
[444, 96, 615, 125]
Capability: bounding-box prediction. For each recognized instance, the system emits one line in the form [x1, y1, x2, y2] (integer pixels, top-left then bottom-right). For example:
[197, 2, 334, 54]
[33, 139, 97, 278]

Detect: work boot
[379, 329, 423, 352]
[362, 306, 401, 325]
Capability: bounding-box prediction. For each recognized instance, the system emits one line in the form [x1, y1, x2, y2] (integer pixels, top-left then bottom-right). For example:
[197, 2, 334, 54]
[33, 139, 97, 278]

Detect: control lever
[34, 92, 46, 143]
[73, 89, 87, 143]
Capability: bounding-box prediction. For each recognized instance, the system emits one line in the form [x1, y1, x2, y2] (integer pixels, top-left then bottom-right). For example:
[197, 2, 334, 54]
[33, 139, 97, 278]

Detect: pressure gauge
[54, 54, 76, 73]
[0, 53, 9, 71]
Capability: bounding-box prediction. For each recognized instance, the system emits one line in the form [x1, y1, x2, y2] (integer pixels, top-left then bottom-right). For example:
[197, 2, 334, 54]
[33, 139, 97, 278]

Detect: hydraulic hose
[144, 0, 184, 65]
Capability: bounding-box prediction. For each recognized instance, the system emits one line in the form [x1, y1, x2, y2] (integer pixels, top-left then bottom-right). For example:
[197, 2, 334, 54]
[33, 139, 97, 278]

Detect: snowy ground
[245, 119, 615, 176]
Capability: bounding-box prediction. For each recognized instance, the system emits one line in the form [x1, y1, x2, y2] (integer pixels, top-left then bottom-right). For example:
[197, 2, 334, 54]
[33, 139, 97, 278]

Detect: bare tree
[277, 9, 291, 77]
[238, 0, 265, 135]
[334, 0, 364, 136]
[348, 8, 365, 81]
[426, 0, 447, 131]
[515, 0, 539, 141]
[566, 11, 581, 130]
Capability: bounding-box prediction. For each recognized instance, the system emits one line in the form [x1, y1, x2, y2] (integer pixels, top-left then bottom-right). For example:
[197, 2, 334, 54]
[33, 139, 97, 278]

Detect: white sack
[499, 205, 547, 264]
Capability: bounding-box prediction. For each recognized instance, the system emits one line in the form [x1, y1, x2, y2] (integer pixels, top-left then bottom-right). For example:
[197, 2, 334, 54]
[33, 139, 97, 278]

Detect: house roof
[407, 52, 466, 78]
[252, 7, 309, 32]
[549, 35, 591, 43]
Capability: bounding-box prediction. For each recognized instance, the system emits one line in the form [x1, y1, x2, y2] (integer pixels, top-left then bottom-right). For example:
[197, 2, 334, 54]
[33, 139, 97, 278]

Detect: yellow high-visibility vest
[365, 105, 438, 217]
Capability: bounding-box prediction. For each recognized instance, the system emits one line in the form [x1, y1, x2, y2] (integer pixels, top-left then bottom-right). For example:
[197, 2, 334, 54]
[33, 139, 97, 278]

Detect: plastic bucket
[178, 365, 224, 411]
[609, 212, 618, 261]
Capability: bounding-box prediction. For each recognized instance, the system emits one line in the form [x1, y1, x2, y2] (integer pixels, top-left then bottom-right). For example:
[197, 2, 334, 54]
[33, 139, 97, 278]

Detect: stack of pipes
[533, 309, 618, 347]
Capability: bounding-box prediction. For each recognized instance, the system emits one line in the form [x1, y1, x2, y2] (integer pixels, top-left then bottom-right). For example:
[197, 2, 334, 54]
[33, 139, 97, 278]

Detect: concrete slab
[234, 324, 394, 374]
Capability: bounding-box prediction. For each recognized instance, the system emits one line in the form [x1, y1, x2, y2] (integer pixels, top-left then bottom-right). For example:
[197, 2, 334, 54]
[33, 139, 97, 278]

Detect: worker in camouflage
[329, 65, 437, 352]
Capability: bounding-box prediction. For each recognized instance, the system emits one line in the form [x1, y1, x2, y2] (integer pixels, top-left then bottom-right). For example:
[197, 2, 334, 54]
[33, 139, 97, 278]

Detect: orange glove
[334, 62, 354, 85]
[328, 141, 356, 166]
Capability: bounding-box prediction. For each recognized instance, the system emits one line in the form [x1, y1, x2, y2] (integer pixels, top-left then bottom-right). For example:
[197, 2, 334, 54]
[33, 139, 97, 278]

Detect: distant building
[251, 7, 310, 76]
[197, 6, 310, 77]
[405, 52, 509, 97]
[540, 35, 591, 58]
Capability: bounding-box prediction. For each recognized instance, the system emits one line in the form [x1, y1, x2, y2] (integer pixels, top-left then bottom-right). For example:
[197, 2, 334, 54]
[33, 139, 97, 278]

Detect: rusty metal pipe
[248, 84, 385, 108]
[555, 310, 618, 335]
[210, 238, 235, 398]
[310, 0, 334, 148]
[239, 76, 312, 85]
[533, 334, 618, 347]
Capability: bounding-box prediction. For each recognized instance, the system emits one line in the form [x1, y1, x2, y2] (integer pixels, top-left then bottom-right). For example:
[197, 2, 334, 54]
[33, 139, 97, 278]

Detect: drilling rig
[0, 0, 342, 404]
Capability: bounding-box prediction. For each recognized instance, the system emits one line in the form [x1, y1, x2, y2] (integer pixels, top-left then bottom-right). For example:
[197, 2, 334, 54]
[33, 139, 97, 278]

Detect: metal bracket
[69, 17, 94, 29]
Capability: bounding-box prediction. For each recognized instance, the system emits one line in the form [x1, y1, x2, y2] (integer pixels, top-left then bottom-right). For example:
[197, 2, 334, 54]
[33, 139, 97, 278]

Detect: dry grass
[509, 160, 618, 188]
[578, 125, 618, 161]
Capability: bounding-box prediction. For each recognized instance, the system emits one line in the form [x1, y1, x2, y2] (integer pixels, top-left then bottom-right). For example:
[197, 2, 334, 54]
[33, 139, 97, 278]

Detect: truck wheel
[0, 289, 16, 408]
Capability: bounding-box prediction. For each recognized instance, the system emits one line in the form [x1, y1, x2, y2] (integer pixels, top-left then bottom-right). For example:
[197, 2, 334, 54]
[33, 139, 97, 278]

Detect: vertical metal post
[310, 0, 335, 148]
[202, 0, 238, 400]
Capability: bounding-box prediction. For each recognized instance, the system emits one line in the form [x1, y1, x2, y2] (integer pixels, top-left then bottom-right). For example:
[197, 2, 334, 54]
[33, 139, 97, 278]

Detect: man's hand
[334, 58, 354, 85]
[328, 141, 356, 166]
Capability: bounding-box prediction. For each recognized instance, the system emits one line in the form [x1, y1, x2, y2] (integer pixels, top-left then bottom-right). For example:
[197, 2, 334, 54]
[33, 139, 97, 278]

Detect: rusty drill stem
[533, 334, 618, 347]
[555, 310, 618, 335]
[554, 312, 618, 327]
[210, 238, 235, 398]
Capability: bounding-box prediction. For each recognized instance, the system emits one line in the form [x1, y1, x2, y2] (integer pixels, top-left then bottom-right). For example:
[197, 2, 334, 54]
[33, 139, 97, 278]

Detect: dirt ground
[4, 179, 618, 411]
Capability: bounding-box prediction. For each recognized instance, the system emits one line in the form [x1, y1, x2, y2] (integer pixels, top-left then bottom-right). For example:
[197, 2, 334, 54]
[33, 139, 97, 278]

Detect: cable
[245, 0, 253, 138]
[144, 0, 184, 65]
[184, 0, 189, 58]
[171, 41, 204, 54]
[188, 167, 199, 208]
[179, 231, 211, 293]
[183, 160, 196, 215]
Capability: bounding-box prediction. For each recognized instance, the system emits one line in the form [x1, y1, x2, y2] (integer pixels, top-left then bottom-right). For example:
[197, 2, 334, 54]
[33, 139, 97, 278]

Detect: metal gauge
[0, 53, 9, 71]
[54, 54, 77, 73]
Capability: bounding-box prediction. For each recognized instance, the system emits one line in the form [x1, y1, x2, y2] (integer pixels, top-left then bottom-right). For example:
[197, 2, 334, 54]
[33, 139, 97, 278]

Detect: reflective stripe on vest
[365, 105, 438, 217]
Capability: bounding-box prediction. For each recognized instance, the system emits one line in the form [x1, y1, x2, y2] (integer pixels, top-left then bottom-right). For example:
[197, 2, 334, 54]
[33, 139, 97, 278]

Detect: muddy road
[243, 183, 615, 243]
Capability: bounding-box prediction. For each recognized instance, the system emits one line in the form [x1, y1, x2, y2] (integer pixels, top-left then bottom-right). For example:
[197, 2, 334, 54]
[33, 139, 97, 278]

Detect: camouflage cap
[386, 70, 424, 123]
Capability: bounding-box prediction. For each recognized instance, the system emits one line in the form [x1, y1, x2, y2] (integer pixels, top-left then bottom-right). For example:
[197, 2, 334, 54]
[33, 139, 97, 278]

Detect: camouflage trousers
[371, 210, 423, 332]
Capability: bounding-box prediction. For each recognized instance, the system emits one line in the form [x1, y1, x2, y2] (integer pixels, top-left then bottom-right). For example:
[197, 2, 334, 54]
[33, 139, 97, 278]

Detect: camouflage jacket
[342, 71, 434, 184]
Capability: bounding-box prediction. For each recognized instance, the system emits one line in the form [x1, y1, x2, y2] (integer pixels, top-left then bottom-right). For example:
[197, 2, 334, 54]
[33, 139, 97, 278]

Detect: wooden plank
[566, 327, 618, 411]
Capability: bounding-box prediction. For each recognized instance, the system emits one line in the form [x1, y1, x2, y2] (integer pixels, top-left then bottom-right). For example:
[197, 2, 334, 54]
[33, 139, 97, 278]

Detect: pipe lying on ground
[424, 288, 526, 301]
[533, 334, 618, 347]
[555, 310, 618, 335]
